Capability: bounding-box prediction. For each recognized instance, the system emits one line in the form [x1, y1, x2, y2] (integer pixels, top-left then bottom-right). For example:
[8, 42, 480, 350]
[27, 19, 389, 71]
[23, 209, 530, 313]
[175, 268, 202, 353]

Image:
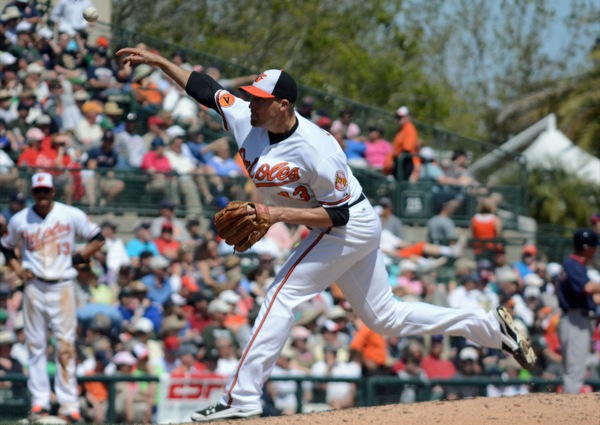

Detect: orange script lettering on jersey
[239, 148, 300, 186]
[23, 222, 72, 251]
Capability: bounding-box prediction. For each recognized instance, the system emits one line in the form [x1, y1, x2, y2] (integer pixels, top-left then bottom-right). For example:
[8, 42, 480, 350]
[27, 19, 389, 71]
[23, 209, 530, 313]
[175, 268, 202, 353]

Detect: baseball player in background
[557, 229, 599, 394]
[117, 47, 536, 422]
[0, 172, 105, 423]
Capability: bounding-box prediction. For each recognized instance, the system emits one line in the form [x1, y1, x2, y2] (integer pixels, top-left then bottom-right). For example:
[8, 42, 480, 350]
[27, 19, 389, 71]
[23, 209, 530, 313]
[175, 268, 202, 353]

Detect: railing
[1, 165, 526, 230]
[0, 373, 597, 421]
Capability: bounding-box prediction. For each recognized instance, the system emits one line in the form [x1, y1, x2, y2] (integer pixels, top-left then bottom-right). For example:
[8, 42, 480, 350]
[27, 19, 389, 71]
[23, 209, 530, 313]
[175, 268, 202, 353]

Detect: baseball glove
[214, 201, 272, 252]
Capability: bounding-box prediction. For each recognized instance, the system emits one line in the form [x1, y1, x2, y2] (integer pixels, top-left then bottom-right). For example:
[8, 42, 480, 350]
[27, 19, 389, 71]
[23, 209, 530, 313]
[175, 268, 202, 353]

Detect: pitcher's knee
[364, 314, 400, 336]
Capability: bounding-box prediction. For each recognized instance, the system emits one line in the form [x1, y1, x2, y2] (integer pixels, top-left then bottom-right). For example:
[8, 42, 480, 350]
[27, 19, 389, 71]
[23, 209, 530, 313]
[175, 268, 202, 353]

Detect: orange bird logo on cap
[255, 73, 268, 83]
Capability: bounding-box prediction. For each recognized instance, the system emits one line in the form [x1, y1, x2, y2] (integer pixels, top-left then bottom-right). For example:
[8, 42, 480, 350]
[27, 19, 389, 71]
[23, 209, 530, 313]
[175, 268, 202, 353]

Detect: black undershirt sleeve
[184, 71, 349, 227]
[89, 231, 105, 243]
[0, 242, 17, 262]
[184, 71, 224, 111]
[325, 204, 350, 227]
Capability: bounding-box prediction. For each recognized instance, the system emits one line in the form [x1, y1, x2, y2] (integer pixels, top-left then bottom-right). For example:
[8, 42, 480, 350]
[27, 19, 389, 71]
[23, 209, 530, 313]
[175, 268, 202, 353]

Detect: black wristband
[72, 252, 85, 266]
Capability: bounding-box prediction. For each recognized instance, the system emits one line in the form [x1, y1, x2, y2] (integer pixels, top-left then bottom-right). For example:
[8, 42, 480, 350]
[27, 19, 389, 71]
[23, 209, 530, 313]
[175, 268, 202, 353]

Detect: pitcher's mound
[186, 393, 599, 425]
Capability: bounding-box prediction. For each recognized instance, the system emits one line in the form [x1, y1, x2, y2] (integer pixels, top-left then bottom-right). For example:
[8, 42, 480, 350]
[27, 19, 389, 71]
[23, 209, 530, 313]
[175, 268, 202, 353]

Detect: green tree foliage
[527, 164, 600, 228]
[112, 0, 461, 129]
[112, 0, 600, 226]
[497, 43, 600, 157]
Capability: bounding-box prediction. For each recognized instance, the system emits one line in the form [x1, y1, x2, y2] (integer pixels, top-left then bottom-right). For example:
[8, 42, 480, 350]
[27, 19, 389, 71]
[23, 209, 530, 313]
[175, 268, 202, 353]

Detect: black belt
[563, 309, 593, 317]
[34, 275, 61, 284]
[349, 193, 366, 207]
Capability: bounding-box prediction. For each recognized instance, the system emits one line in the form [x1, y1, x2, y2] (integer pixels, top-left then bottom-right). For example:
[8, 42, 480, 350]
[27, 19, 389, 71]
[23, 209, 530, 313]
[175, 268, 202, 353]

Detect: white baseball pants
[24, 279, 79, 415]
[220, 200, 502, 410]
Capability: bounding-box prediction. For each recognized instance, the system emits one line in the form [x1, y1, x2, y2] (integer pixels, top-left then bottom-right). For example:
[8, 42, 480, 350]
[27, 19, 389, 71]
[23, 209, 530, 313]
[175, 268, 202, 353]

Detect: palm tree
[496, 41, 600, 158]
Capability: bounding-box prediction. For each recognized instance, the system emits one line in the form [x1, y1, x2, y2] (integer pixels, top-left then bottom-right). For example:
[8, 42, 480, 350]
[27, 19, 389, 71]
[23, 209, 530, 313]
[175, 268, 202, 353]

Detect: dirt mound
[192, 393, 599, 425]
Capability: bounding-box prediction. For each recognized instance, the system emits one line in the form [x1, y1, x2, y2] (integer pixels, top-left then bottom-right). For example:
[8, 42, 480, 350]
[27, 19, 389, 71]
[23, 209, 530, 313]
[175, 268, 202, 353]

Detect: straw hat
[104, 101, 124, 115]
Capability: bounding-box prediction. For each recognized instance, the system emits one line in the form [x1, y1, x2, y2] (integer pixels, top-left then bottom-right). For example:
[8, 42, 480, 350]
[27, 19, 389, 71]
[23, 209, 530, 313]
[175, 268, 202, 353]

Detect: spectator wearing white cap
[164, 125, 206, 218]
[2, 1, 42, 26]
[0, 88, 17, 124]
[1, 6, 22, 44]
[9, 20, 41, 63]
[25, 62, 50, 104]
[9, 312, 28, 370]
[394, 259, 424, 299]
[418, 146, 469, 188]
[140, 255, 173, 305]
[202, 299, 240, 355]
[387, 105, 419, 181]
[449, 346, 485, 400]
[113, 111, 148, 169]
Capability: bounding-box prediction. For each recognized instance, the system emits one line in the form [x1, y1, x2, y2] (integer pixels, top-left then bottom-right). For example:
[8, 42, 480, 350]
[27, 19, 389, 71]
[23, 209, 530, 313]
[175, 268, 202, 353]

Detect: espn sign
[157, 373, 228, 423]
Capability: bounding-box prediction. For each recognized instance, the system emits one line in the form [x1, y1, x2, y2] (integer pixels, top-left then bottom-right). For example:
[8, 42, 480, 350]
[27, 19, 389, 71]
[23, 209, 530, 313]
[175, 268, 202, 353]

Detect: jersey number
[56, 242, 71, 255]
[278, 185, 310, 202]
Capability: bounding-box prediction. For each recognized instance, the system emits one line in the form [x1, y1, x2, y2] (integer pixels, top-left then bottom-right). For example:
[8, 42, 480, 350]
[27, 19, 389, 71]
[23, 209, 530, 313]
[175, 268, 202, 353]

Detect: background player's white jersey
[214, 90, 363, 211]
[1, 202, 100, 280]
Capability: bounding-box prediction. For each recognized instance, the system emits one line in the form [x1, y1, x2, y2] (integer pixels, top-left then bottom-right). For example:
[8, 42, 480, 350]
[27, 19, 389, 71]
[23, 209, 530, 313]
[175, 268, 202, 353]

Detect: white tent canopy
[470, 114, 600, 185]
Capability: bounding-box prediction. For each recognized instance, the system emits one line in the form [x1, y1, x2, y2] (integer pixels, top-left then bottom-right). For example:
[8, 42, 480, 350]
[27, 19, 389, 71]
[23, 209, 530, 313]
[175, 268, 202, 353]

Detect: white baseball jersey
[214, 90, 363, 213]
[185, 80, 507, 414]
[1, 202, 100, 280]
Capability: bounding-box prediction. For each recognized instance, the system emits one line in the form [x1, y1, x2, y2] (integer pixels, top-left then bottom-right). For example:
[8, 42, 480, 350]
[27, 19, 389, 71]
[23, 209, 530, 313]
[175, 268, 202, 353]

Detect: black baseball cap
[573, 228, 598, 250]
[9, 192, 25, 204]
[239, 69, 297, 104]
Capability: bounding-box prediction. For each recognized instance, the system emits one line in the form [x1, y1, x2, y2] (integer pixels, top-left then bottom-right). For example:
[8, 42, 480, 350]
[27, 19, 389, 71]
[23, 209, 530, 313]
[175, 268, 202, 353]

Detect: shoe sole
[494, 307, 537, 370]
[191, 408, 262, 422]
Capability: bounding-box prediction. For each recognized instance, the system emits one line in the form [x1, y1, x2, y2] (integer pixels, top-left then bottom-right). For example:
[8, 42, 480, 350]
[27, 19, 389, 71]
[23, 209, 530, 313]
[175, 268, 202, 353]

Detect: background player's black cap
[573, 228, 598, 250]
[239, 69, 297, 104]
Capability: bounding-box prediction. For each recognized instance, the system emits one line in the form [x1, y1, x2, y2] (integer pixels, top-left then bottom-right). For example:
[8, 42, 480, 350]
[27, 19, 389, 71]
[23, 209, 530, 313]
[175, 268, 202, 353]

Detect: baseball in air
[83, 6, 98, 23]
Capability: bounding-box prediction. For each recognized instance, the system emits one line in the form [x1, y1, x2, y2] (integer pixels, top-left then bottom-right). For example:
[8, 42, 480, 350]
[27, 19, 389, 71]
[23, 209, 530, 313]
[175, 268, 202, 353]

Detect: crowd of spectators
[0, 0, 254, 221]
[1, 2, 600, 424]
[2, 193, 600, 422]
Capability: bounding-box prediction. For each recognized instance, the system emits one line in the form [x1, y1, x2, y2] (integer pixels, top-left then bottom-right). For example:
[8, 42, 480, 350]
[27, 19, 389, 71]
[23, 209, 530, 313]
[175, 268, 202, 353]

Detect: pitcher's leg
[48, 282, 79, 415]
[24, 282, 51, 409]
[337, 249, 502, 349]
[220, 232, 334, 410]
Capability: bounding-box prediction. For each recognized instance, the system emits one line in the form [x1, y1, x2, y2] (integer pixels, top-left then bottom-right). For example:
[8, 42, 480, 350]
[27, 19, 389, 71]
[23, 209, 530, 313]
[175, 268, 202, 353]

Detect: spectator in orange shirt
[80, 349, 110, 423]
[131, 64, 164, 109]
[387, 106, 419, 181]
[349, 318, 389, 376]
[470, 197, 503, 258]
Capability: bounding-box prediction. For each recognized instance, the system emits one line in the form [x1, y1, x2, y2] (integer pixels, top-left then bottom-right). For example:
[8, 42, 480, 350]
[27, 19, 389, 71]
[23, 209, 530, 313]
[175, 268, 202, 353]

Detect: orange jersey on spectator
[131, 81, 164, 105]
[82, 370, 109, 402]
[471, 213, 499, 240]
[384, 121, 420, 175]
[350, 322, 387, 366]
[470, 213, 500, 255]
[392, 121, 419, 157]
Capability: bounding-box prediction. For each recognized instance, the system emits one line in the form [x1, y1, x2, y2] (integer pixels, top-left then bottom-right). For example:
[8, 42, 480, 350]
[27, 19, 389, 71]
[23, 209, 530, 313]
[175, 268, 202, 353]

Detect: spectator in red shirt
[153, 221, 180, 260]
[420, 335, 457, 393]
[184, 291, 211, 334]
[141, 137, 172, 199]
[17, 126, 45, 167]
